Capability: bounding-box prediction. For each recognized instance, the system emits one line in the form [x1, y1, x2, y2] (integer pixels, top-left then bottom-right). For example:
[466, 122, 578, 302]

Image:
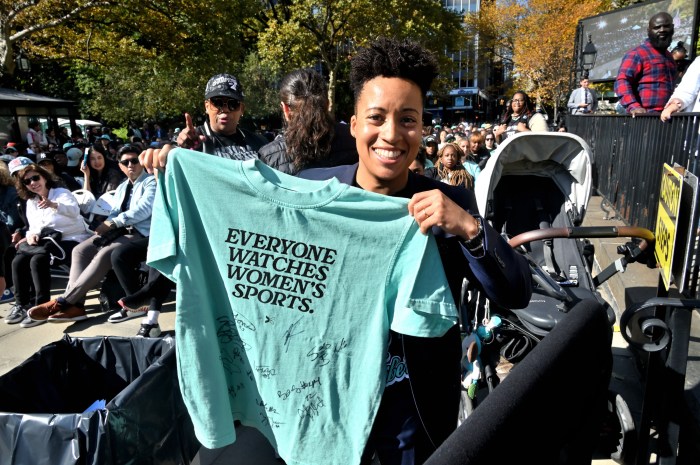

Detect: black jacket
[258, 122, 358, 175]
[298, 163, 532, 452]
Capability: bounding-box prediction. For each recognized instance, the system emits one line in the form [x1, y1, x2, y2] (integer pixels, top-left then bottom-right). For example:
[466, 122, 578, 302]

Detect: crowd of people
[0, 50, 552, 343]
[4, 13, 689, 458]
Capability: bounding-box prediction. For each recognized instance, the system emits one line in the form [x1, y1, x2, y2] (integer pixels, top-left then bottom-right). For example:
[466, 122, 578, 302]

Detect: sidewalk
[0, 196, 697, 464]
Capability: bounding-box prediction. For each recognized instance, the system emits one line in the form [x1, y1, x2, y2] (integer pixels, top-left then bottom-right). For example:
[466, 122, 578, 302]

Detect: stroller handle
[507, 226, 655, 249]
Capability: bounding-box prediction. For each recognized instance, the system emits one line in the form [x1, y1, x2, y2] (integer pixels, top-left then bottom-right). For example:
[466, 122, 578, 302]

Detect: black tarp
[0, 335, 200, 465]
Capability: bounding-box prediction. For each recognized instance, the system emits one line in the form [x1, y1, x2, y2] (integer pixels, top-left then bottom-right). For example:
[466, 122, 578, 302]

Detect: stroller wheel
[597, 390, 637, 464]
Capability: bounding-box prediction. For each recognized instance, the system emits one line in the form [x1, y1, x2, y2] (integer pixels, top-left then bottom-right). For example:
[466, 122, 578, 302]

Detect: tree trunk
[327, 66, 336, 116]
[0, 36, 14, 77]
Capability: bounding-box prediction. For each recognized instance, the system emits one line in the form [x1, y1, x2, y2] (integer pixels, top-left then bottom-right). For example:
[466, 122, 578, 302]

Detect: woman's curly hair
[350, 37, 438, 102]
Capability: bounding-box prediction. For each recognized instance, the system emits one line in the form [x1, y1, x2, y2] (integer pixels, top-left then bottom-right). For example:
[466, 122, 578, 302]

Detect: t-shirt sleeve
[146, 168, 181, 282]
[388, 221, 458, 337]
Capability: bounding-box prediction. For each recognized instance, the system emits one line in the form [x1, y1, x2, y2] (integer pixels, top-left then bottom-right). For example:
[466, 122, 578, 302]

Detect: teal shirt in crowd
[148, 149, 457, 465]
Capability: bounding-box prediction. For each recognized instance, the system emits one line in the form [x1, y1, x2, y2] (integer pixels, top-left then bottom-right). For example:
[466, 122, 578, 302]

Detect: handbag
[93, 226, 129, 248]
[17, 227, 66, 265]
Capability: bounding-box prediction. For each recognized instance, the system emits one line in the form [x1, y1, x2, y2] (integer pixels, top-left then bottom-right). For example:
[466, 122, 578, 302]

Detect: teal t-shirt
[148, 149, 458, 465]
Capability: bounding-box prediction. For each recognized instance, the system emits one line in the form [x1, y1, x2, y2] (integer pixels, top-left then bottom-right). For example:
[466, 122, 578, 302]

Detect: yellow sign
[655, 164, 683, 289]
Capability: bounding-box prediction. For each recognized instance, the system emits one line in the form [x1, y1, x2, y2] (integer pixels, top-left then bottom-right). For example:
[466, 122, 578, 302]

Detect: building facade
[426, 0, 505, 125]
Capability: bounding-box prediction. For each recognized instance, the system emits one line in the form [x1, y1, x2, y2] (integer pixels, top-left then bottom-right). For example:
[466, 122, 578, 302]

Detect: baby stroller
[457, 133, 654, 462]
[475, 132, 607, 340]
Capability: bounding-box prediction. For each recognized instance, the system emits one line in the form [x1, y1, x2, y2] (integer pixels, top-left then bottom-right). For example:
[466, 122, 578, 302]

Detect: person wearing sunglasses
[5, 163, 91, 328]
[175, 73, 266, 160]
[483, 132, 497, 153]
[26, 145, 156, 324]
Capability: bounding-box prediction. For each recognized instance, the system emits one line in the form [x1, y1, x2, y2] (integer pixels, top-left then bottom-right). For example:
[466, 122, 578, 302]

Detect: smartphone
[83, 148, 89, 167]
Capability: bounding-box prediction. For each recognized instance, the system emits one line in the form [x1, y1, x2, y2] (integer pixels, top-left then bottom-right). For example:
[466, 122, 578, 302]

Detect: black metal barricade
[568, 112, 700, 464]
[567, 112, 700, 231]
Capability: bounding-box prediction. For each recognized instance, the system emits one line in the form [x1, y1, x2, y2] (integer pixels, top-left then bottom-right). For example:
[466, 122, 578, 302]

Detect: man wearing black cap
[176, 73, 265, 159]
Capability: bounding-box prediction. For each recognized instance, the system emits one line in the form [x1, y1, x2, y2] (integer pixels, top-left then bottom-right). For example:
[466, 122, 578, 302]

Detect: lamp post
[16, 50, 31, 73]
[580, 34, 597, 77]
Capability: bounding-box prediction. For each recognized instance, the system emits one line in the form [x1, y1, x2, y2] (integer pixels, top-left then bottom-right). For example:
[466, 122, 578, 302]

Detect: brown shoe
[28, 299, 63, 321]
[48, 305, 88, 322]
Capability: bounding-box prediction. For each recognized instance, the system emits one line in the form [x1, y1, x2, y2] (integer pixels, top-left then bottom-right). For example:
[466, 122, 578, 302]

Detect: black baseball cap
[204, 74, 245, 101]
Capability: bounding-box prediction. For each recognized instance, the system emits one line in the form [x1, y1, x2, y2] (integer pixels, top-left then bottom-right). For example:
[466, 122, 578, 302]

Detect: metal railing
[566, 112, 700, 230]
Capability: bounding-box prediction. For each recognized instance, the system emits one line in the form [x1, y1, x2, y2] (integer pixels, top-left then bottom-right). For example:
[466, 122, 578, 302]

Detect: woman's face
[511, 93, 525, 114]
[21, 170, 47, 196]
[351, 76, 423, 195]
[441, 146, 459, 169]
[457, 139, 469, 155]
[90, 151, 105, 171]
[469, 138, 481, 155]
[485, 134, 495, 148]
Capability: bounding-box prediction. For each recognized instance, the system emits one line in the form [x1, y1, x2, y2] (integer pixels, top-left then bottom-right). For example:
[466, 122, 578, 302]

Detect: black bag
[17, 227, 66, 265]
[93, 226, 129, 248]
[0, 336, 200, 465]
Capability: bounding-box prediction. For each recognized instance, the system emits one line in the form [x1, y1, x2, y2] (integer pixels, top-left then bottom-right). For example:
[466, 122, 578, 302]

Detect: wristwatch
[463, 217, 484, 252]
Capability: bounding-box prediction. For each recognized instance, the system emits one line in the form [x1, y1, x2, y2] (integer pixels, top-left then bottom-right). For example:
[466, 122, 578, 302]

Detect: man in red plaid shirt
[615, 12, 676, 115]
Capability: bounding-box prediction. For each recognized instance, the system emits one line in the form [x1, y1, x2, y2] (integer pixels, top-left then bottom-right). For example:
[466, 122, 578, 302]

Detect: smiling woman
[5, 163, 91, 328]
[298, 37, 533, 464]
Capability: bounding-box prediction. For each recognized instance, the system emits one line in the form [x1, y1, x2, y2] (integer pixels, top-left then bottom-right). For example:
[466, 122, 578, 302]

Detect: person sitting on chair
[26, 145, 155, 323]
[4, 163, 90, 327]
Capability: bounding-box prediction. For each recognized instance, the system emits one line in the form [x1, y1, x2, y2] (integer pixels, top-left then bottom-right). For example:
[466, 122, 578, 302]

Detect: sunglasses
[120, 158, 140, 167]
[22, 175, 41, 186]
[485, 138, 494, 141]
[209, 98, 241, 111]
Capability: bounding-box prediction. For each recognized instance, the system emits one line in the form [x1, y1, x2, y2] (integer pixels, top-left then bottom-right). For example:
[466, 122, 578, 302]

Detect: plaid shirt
[615, 39, 676, 112]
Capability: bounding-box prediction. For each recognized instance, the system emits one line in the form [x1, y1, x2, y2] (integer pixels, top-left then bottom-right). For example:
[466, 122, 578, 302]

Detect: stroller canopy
[475, 132, 592, 225]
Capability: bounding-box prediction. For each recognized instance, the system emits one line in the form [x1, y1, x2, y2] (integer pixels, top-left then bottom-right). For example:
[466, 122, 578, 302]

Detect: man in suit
[568, 76, 598, 115]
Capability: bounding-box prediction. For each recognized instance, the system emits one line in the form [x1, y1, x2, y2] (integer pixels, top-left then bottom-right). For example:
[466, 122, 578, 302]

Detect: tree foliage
[513, 0, 604, 112]
[3, 0, 261, 124]
[463, 0, 525, 97]
[467, 0, 607, 117]
[249, 0, 466, 114]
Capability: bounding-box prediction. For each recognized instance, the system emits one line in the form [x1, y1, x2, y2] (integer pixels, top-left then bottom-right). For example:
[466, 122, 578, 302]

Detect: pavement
[0, 195, 698, 464]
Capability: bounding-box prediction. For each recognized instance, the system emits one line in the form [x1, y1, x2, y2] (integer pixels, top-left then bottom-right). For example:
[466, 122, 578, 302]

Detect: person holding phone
[80, 145, 124, 197]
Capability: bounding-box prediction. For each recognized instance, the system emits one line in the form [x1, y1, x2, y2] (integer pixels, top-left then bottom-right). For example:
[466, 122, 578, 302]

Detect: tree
[5, 0, 263, 124]
[463, 0, 526, 97]
[512, 0, 604, 122]
[0, 0, 111, 77]
[249, 0, 465, 114]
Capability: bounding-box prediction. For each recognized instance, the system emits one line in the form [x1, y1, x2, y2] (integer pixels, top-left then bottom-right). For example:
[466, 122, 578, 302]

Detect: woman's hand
[11, 231, 22, 245]
[407, 189, 479, 238]
[80, 160, 90, 177]
[661, 98, 684, 122]
[140, 144, 175, 174]
[38, 197, 57, 209]
[25, 234, 39, 246]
